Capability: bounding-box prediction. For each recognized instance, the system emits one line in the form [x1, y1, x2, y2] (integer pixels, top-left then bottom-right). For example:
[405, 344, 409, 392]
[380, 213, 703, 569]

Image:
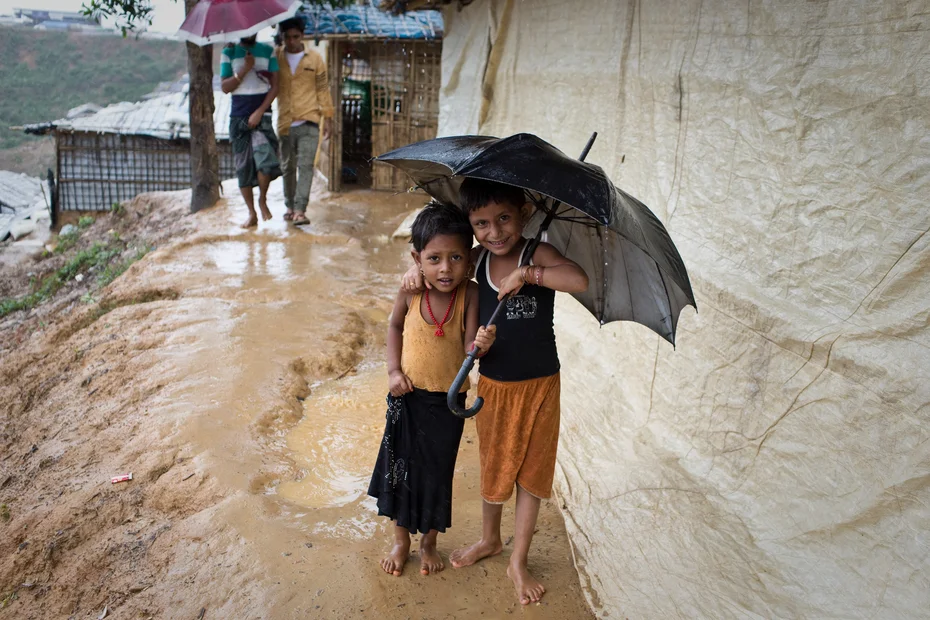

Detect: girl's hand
[473, 325, 496, 353]
[401, 263, 429, 292]
[497, 267, 526, 301]
[388, 370, 414, 397]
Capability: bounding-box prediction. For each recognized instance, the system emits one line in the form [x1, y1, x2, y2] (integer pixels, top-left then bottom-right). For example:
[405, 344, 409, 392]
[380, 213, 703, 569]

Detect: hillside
[0, 27, 189, 175]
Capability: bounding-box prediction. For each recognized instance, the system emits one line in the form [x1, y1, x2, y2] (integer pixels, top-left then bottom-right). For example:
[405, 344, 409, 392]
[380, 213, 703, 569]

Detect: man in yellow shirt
[276, 17, 335, 226]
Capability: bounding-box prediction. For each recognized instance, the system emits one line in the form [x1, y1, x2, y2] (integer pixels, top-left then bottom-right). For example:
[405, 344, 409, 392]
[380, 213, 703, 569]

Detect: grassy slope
[0, 27, 189, 169]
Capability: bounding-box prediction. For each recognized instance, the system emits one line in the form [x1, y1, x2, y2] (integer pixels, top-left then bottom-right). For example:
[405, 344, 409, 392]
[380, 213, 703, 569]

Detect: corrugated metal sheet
[24, 91, 236, 141]
[0, 171, 44, 212]
[301, 3, 443, 39]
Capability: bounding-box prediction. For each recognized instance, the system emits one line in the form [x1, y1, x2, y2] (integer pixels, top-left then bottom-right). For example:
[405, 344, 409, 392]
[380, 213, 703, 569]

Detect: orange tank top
[401, 281, 470, 393]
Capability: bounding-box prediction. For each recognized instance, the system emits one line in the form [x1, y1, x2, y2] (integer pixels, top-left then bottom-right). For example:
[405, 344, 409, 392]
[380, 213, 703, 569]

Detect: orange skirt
[476, 373, 561, 503]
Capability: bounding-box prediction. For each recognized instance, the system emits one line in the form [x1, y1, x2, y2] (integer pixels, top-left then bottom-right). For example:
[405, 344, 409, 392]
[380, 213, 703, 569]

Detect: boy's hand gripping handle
[446, 132, 598, 419]
[446, 299, 508, 418]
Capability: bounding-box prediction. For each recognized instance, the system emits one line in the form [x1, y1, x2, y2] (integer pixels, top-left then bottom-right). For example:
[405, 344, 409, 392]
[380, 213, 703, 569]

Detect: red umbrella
[177, 0, 302, 46]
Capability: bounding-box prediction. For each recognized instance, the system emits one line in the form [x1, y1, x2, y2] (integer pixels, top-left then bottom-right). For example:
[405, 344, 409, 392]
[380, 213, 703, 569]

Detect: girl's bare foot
[507, 561, 545, 605]
[449, 538, 502, 568]
[240, 214, 258, 229]
[419, 538, 444, 575]
[258, 200, 272, 221]
[380, 538, 410, 576]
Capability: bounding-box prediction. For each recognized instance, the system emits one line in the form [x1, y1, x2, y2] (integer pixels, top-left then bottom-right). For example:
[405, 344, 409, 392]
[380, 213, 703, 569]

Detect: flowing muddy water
[1, 180, 594, 618]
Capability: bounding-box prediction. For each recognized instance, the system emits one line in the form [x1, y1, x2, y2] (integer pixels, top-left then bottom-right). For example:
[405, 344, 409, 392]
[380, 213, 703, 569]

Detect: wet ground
[0, 179, 594, 618]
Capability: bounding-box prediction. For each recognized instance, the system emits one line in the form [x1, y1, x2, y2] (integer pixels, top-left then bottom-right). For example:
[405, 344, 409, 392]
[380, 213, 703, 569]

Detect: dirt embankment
[0, 184, 595, 619]
[0, 192, 211, 616]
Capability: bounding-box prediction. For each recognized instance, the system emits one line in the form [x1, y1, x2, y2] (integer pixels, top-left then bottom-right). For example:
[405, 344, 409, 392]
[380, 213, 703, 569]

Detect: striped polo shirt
[220, 42, 279, 118]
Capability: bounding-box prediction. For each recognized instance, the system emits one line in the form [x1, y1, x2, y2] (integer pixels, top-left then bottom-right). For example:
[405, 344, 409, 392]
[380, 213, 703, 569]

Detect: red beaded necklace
[425, 288, 456, 337]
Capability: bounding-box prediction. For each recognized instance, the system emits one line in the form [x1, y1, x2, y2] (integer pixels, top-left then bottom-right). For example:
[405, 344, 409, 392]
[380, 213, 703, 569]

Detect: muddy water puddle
[275, 362, 391, 545]
[277, 363, 384, 511]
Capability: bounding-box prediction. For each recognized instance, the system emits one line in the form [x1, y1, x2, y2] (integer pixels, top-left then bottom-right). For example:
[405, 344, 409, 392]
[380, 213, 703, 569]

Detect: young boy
[403, 179, 589, 605]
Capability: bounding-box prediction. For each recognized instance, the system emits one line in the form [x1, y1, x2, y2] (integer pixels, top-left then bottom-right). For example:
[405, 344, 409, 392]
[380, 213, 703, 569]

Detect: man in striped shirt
[221, 35, 282, 228]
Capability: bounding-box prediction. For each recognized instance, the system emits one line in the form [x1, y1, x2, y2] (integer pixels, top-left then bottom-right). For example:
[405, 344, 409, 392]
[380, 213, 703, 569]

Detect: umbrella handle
[447, 348, 482, 418]
[446, 297, 509, 418]
[446, 131, 598, 418]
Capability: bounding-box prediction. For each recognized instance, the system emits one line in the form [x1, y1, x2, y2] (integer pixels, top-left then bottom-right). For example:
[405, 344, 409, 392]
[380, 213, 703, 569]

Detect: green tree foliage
[0, 30, 187, 150]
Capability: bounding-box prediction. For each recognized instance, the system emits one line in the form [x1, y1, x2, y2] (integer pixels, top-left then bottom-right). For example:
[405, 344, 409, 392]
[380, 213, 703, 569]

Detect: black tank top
[476, 240, 560, 382]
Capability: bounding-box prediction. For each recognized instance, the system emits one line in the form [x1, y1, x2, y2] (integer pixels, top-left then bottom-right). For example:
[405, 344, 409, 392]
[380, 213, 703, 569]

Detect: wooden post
[185, 0, 220, 213]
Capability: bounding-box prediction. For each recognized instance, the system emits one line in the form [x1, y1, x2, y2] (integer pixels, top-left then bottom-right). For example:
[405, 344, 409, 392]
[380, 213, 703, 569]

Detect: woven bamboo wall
[57, 132, 236, 211]
[370, 40, 441, 192]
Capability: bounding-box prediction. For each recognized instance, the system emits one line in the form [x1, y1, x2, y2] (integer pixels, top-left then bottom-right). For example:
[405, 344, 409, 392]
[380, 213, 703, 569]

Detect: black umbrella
[376, 133, 696, 418]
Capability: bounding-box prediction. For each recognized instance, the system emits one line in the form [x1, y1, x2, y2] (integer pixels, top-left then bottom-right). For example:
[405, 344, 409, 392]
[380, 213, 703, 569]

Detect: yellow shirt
[401, 282, 470, 394]
[275, 43, 335, 135]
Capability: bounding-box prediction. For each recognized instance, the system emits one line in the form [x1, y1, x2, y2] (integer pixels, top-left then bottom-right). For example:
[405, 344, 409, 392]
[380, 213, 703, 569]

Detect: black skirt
[367, 389, 466, 535]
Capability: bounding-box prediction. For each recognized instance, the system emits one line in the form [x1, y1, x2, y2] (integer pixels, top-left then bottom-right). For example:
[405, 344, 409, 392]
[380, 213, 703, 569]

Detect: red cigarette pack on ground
[110, 473, 133, 484]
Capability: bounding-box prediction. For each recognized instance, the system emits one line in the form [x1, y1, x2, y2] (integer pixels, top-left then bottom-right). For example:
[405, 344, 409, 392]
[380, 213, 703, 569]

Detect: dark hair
[410, 201, 473, 253]
[459, 177, 526, 214]
[278, 16, 305, 35]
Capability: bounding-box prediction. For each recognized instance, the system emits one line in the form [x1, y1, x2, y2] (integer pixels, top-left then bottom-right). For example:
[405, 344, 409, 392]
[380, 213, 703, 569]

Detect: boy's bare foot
[380, 538, 410, 576]
[507, 561, 545, 605]
[449, 538, 502, 568]
[240, 214, 258, 229]
[419, 539, 444, 575]
[258, 200, 272, 221]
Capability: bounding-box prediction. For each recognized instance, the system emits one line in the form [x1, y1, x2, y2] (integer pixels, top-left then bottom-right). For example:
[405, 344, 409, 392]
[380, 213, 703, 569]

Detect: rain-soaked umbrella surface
[177, 0, 301, 46]
[376, 133, 696, 417]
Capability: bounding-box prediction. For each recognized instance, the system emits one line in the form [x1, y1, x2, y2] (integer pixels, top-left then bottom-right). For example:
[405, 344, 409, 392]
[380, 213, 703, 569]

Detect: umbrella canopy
[177, 0, 301, 46]
[376, 133, 696, 345]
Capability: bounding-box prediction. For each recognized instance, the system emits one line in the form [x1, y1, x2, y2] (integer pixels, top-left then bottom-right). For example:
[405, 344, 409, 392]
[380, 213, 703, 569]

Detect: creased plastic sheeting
[438, 1, 930, 618]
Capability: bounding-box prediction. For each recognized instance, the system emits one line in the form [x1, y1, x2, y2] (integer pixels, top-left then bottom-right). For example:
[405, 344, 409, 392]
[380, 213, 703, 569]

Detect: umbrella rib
[656, 265, 673, 344]
[553, 216, 598, 225]
[620, 232, 633, 326]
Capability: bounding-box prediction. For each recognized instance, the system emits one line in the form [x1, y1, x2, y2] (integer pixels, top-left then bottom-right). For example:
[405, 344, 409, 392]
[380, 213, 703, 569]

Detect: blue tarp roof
[299, 2, 442, 39]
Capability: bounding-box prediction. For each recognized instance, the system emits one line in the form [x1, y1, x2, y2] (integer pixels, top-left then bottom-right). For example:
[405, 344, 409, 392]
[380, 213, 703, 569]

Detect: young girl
[368, 202, 496, 577]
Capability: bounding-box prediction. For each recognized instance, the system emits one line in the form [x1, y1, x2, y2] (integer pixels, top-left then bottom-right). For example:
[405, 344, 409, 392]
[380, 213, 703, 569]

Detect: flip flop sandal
[283, 212, 295, 221]
[292, 215, 311, 226]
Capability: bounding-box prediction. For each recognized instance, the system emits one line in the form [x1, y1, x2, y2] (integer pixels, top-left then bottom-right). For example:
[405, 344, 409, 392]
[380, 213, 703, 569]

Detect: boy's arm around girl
[387, 282, 497, 397]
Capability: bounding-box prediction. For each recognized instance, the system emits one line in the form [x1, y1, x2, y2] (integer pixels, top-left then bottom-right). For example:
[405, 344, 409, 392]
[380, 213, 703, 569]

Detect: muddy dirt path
[0, 181, 594, 619]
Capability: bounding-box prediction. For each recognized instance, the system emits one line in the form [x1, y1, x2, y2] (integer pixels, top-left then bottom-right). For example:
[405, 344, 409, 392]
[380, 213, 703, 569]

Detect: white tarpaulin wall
[436, 1, 930, 617]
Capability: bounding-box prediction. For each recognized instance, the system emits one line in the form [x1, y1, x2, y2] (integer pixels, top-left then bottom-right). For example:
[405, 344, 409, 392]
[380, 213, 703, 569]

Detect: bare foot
[258, 200, 272, 221]
[449, 538, 502, 568]
[419, 539, 444, 575]
[380, 538, 410, 577]
[507, 561, 545, 605]
[240, 214, 258, 229]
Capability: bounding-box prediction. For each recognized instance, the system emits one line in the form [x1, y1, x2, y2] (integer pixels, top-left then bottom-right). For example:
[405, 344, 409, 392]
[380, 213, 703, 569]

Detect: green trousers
[280, 122, 320, 213]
